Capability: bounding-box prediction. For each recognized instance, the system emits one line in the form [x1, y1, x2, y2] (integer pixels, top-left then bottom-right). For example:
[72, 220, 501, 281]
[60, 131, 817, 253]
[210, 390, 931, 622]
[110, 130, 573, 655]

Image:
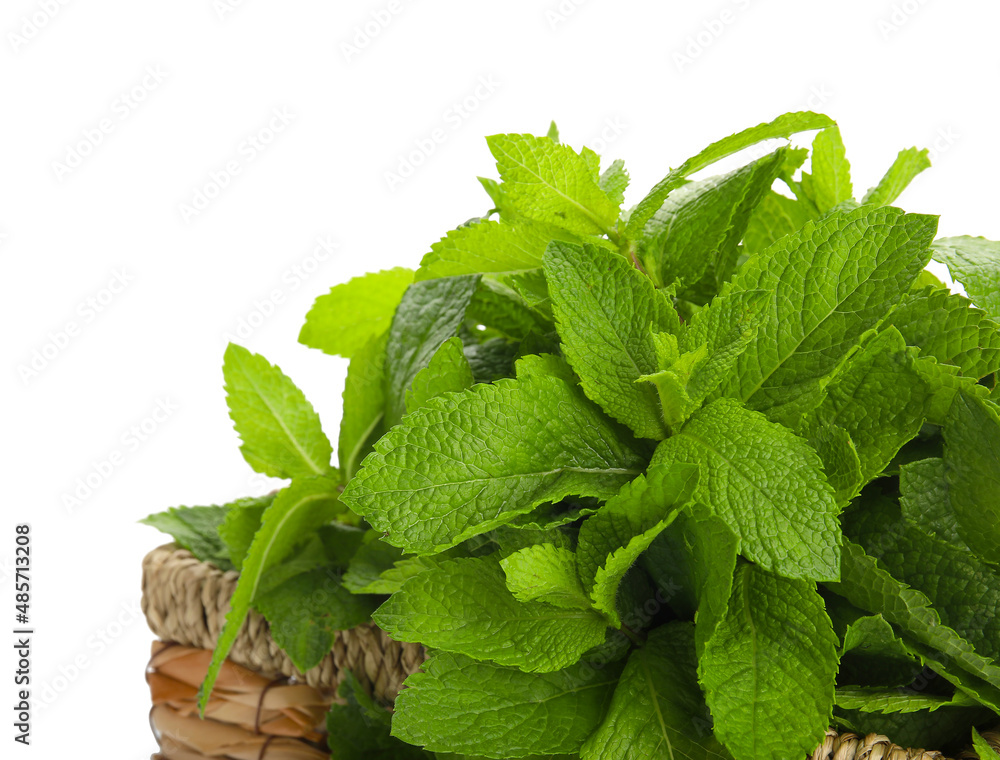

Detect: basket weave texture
[141, 543, 1000, 759]
[141, 544, 424, 702]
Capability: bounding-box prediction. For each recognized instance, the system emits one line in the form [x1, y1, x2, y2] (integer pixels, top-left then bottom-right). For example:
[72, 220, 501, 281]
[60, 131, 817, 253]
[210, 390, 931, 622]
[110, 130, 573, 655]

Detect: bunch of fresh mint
[143, 112, 1000, 760]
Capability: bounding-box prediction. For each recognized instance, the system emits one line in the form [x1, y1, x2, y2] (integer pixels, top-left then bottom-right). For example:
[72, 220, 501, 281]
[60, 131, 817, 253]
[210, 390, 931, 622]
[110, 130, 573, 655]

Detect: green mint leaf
[198, 476, 343, 711]
[384, 275, 480, 427]
[544, 240, 678, 439]
[467, 278, 548, 341]
[637, 149, 787, 298]
[140, 504, 232, 569]
[487, 133, 621, 237]
[500, 543, 592, 610]
[801, 423, 863, 505]
[805, 327, 929, 485]
[342, 371, 646, 555]
[892, 285, 1000, 380]
[932, 236, 1000, 321]
[627, 111, 834, 237]
[642, 503, 740, 654]
[223, 343, 334, 479]
[405, 337, 473, 415]
[575, 463, 700, 626]
[327, 670, 431, 760]
[862, 147, 931, 207]
[699, 564, 838, 760]
[899, 457, 965, 546]
[581, 622, 731, 760]
[463, 337, 519, 383]
[599, 159, 629, 207]
[827, 540, 1000, 691]
[391, 651, 623, 757]
[742, 190, 815, 255]
[253, 566, 379, 672]
[973, 728, 1000, 760]
[802, 126, 853, 212]
[687, 206, 938, 416]
[834, 686, 977, 715]
[416, 220, 553, 280]
[652, 398, 841, 581]
[853, 486, 1000, 654]
[216, 494, 274, 570]
[943, 391, 1000, 562]
[298, 267, 414, 358]
[339, 333, 388, 480]
[373, 556, 608, 672]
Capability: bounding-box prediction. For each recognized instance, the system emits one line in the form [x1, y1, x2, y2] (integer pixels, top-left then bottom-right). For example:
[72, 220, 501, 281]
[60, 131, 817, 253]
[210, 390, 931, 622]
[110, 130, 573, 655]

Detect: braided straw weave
[141, 544, 424, 702]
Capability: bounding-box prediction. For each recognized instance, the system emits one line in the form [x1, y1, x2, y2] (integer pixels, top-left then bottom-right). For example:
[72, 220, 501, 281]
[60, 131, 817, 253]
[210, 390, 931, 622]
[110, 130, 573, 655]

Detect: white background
[2, 0, 998, 756]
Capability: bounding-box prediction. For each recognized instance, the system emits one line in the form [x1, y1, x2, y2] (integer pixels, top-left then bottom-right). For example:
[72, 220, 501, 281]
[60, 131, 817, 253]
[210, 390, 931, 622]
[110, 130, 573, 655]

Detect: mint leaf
[339, 333, 388, 480]
[802, 126, 853, 212]
[973, 728, 1000, 760]
[544, 240, 678, 439]
[899, 457, 965, 546]
[342, 372, 646, 555]
[575, 463, 700, 626]
[405, 337, 473, 414]
[384, 275, 480, 427]
[743, 190, 815, 255]
[500, 544, 592, 610]
[391, 652, 623, 758]
[216, 495, 273, 570]
[943, 391, 1000, 561]
[198, 476, 343, 711]
[599, 158, 629, 207]
[416, 220, 552, 280]
[254, 566, 379, 671]
[827, 540, 1000, 690]
[140, 504, 231, 569]
[467, 278, 548, 341]
[932, 236, 1000, 320]
[802, 423, 863, 505]
[373, 556, 607, 672]
[327, 670, 431, 760]
[699, 564, 838, 760]
[862, 147, 931, 207]
[805, 327, 928, 485]
[893, 285, 1000, 381]
[834, 686, 976, 714]
[487, 133, 621, 237]
[299, 267, 414, 358]
[637, 149, 787, 297]
[627, 111, 834, 237]
[687, 206, 937, 415]
[582, 622, 731, 760]
[223, 344, 333, 479]
[652, 398, 841, 581]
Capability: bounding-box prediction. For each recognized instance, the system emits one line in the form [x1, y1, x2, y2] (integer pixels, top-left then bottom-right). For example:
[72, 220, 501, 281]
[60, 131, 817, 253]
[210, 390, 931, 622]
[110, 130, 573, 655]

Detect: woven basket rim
[140, 542, 423, 702]
[141, 542, 998, 759]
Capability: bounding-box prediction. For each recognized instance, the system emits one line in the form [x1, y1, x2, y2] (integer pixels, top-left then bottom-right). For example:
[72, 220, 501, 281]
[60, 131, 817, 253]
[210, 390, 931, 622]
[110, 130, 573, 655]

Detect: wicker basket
[141, 543, 999, 760]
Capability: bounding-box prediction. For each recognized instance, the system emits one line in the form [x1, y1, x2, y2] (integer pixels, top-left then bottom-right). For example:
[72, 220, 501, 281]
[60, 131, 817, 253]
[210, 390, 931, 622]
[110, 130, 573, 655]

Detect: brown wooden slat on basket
[141, 544, 424, 702]
[150, 703, 328, 760]
[147, 641, 330, 742]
